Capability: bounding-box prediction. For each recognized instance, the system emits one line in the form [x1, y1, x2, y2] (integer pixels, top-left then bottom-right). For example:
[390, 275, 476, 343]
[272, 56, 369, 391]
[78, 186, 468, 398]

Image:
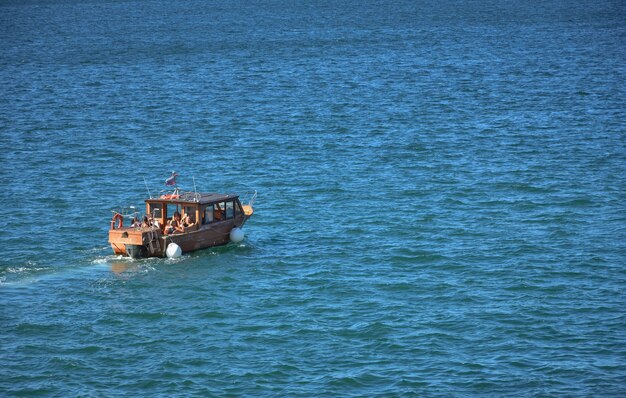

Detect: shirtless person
[171, 212, 185, 234]
[164, 212, 184, 234]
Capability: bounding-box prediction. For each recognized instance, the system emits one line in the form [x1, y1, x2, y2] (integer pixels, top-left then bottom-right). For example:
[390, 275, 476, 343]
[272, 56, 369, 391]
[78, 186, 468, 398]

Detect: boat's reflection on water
[109, 261, 145, 277]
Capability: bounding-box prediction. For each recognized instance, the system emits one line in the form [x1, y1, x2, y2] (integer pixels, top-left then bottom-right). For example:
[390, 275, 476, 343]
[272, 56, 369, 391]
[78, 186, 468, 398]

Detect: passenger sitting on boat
[164, 219, 174, 235]
[141, 216, 150, 228]
[182, 214, 195, 228]
[214, 205, 224, 221]
[171, 212, 185, 234]
[131, 216, 141, 228]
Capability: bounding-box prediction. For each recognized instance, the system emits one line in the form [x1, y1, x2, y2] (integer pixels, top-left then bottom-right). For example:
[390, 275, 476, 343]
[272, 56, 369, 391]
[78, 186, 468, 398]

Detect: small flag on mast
[165, 171, 178, 186]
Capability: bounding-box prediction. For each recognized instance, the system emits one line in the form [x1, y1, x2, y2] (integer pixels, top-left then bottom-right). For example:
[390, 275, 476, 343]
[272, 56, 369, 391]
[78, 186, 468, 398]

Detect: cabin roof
[146, 192, 238, 205]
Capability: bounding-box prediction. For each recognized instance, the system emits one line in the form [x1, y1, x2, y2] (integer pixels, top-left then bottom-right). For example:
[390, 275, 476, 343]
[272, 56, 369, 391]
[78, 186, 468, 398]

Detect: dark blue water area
[1, 0, 626, 396]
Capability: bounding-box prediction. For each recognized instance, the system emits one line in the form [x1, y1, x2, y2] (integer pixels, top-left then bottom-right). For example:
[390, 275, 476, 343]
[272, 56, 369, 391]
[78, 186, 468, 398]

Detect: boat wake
[0, 248, 189, 287]
[0, 260, 53, 286]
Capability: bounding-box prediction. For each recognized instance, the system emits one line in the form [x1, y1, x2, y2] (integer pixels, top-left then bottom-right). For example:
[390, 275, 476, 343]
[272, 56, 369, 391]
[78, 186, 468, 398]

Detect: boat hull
[109, 215, 248, 258]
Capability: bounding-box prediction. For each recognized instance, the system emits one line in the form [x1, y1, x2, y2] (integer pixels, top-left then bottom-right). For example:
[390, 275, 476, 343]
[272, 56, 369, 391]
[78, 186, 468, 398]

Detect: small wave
[560, 198, 593, 207]
[90, 255, 126, 265]
[81, 246, 110, 253]
[120, 311, 170, 320]
[6, 266, 49, 274]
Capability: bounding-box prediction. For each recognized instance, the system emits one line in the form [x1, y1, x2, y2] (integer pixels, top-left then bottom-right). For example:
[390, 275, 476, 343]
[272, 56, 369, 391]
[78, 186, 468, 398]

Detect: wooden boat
[108, 187, 254, 258]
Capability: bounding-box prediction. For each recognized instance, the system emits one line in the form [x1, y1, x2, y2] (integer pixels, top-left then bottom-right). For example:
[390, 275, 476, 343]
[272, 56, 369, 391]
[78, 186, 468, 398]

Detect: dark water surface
[1, 0, 625, 396]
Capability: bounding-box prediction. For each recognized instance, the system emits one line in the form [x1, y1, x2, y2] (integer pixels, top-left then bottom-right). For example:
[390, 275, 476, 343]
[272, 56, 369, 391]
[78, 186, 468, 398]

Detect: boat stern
[108, 227, 163, 258]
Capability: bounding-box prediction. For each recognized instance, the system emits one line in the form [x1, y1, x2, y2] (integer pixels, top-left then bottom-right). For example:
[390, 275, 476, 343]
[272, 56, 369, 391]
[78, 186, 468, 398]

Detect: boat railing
[110, 206, 139, 220]
[242, 190, 257, 207]
[109, 206, 140, 230]
[157, 188, 199, 202]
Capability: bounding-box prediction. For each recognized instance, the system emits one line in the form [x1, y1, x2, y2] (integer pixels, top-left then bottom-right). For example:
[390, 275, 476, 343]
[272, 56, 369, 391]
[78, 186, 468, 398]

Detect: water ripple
[1, 0, 625, 396]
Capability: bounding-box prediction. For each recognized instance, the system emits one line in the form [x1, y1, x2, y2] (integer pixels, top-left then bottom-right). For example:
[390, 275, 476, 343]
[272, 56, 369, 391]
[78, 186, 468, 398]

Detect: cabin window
[235, 201, 243, 216]
[225, 201, 234, 219]
[149, 203, 162, 219]
[167, 204, 179, 219]
[204, 206, 214, 224]
[184, 206, 196, 222]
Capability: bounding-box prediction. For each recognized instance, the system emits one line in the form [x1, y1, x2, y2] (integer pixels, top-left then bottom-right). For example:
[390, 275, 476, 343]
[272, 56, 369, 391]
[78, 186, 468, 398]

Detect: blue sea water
[1, 0, 625, 396]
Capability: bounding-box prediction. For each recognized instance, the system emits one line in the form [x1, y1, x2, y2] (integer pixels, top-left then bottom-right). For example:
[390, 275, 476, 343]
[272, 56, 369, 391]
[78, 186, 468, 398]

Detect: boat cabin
[146, 192, 247, 234]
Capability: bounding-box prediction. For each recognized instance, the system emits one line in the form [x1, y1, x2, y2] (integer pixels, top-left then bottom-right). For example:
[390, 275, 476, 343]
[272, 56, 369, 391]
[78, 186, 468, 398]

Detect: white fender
[166, 242, 182, 258]
[230, 227, 245, 243]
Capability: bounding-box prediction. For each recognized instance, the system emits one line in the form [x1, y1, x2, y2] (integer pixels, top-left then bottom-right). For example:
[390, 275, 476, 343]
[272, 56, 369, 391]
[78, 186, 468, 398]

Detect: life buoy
[110, 213, 124, 230]
[160, 194, 180, 200]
